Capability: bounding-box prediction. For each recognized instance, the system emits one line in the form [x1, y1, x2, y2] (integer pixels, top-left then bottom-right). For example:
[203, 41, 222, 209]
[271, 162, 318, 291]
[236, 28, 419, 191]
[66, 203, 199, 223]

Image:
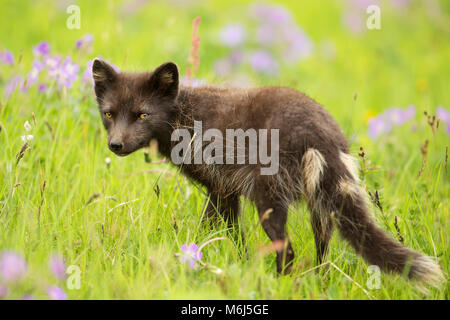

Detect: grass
[0, 0, 448, 299]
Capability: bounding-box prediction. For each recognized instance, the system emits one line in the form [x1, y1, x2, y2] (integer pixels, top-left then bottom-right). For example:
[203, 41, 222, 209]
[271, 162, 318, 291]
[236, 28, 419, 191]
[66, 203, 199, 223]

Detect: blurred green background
[0, 0, 448, 300]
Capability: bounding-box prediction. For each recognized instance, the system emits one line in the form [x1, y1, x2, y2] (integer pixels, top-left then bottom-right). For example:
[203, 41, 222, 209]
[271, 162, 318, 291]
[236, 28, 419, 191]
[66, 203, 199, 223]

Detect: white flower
[24, 121, 32, 131]
[21, 135, 34, 142]
[210, 267, 224, 275]
[105, 157, 111, 165]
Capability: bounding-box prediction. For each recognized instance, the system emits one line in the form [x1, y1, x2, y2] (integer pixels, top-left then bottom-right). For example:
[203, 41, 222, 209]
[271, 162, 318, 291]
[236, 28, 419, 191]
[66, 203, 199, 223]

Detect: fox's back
[180, 85, 349, 156]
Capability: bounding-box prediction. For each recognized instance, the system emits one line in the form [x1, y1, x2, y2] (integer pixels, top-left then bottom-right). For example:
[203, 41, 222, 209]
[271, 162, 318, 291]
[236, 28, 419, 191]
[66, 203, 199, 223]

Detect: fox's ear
[148, 62, 179, 99]
[92, 59, 117, 98]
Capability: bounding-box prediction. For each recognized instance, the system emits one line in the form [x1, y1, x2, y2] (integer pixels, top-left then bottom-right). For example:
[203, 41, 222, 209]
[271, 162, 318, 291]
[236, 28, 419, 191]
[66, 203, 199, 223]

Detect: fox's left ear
[148, 62, 179, 99]
[92, 58, 118, 99]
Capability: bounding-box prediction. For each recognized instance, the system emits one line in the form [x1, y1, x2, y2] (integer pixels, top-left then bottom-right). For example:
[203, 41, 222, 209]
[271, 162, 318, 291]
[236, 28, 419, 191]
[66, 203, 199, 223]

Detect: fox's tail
[335, 152, 444, 285]
[301, 149, 444, 287]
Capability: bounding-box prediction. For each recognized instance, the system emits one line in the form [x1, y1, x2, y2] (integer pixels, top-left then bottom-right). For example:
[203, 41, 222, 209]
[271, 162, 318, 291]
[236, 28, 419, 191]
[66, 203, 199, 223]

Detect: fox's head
[92, 59, 179, 156]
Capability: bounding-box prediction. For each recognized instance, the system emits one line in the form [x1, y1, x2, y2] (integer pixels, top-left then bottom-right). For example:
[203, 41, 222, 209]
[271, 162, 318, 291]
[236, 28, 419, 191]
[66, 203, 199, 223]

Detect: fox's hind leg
[309, 209, 334, 265]
[254, 190, 294, 274]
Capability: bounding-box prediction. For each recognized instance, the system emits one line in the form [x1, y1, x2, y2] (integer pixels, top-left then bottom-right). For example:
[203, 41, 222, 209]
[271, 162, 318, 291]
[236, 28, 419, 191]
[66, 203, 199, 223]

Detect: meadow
[0, 0, 448, 300]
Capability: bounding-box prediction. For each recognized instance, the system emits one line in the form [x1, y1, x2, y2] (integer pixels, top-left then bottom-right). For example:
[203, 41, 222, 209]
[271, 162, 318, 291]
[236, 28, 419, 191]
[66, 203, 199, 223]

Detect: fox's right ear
[148, 62, 179, 99]
[92, 59, 117, 99]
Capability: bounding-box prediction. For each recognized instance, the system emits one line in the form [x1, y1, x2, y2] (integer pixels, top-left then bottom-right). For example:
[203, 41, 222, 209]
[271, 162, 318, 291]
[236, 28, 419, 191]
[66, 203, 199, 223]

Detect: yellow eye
[105, 112, 112, 119]
[139, 113, 149, 119]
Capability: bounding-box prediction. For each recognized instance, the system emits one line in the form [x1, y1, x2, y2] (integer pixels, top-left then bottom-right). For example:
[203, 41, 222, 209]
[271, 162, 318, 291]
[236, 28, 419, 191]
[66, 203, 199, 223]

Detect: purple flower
[436, 106, 449, 123]
[174, 243, 202, 268]
[368, 116, 392, 139]
[219, 23, 247, 47]
[249, 50, 279, 75]
[246, 3, 314, 64]
[46, 285, 67, 300]
[342, 0, 381, 34]
[120, 0, 149, 17]
[21, 294, 36, 300]
[281, 27, 314, 61]
[348, 0, 378, 9]
[4, 75, 22, 98]
[391, 0, 411, 8]
[386, 105, 416, 126]
[19, 77, 31, 93]
[343, 11, 364, 34]
[229, 50, 244, 65]
[38, 83, 48, 93]
[32, 58, 44, 71]
[44, 55, 62, 78]
[49, 254, 66, 280]
[249, 3, 292, 25]
[0, 49, 14, 65]
[368, 105, 417, 139]
[53, 56, 79, 89]
[75, 34, 94, 49]
[24, 59, 44, 89]
[405, 105, 416, 118]
[82, 59, 94, 86]
[33, 41, 50, 57]
[0, 251, 27, 283]
[213, 51, 244, 76]
[255, 23, 277, 46]
[214, 58, 232, 76]
[436, 106, 450, 135]
[0, 284, 8, 298]
[250, 2, 312, 51]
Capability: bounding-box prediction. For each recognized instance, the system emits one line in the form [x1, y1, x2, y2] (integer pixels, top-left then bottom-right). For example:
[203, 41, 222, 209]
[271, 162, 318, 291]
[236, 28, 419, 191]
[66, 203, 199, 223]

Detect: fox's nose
[110, 141, 123, 151]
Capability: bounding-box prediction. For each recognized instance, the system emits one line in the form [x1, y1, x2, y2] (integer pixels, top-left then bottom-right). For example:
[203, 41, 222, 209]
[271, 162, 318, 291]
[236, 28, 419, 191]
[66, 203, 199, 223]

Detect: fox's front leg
[203, 191, 245, 248]
[203, 191, 240, 227]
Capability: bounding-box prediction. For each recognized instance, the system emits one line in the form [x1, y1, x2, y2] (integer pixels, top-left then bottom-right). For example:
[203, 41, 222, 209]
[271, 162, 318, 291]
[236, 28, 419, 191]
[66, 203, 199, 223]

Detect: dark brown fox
[92, 59, 443, 286]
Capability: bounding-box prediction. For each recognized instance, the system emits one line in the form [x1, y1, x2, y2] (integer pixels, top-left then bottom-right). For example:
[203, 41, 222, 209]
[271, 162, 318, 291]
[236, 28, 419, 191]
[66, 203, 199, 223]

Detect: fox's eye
[139, 113, 149, 120]
[105, 112, 112, 119]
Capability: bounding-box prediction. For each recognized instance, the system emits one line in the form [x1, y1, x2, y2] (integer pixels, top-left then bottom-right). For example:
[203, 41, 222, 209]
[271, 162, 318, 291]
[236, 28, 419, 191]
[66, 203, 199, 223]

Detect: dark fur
[92, 60, 443, 284]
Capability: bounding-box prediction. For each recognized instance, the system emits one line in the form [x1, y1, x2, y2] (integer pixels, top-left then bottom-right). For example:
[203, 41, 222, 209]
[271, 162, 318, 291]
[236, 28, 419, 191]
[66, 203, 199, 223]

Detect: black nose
[110, 141, 123, 151]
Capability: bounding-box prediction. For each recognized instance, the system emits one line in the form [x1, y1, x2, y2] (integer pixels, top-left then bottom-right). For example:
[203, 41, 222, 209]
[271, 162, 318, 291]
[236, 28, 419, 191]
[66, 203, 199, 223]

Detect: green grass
[0, 0, 448, 299]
